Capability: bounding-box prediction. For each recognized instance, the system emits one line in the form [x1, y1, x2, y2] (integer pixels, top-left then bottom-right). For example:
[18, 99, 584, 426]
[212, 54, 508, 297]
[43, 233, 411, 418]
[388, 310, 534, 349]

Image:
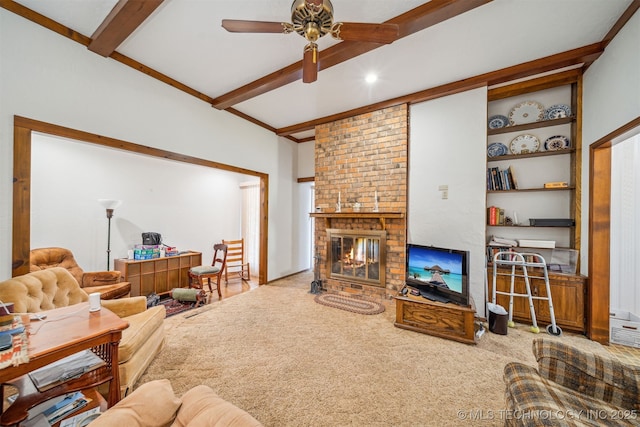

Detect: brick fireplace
[313, 104, 408, 300]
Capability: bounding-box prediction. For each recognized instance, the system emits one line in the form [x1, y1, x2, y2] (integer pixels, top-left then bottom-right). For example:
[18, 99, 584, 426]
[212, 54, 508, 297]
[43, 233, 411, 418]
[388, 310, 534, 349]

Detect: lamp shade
[98, 199, 123, 210]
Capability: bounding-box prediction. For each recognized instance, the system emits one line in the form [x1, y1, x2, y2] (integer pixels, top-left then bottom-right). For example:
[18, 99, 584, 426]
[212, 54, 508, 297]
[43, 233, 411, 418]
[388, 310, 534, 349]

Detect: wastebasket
[487, 303, 508, 335]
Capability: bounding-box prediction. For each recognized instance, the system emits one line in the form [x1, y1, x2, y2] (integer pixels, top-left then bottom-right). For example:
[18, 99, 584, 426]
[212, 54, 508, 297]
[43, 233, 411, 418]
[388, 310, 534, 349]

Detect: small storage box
[133, 245, 161, 260]
[610, 309, 640, 348]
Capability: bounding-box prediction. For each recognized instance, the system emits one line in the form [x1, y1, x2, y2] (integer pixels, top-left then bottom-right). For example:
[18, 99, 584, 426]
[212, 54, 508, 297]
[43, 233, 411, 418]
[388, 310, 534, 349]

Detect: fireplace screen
[327, 229, 386, 286]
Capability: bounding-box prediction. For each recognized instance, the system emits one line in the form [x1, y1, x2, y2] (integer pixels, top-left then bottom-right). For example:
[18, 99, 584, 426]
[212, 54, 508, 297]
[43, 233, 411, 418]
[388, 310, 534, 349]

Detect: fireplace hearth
[327, 229, 386, 287]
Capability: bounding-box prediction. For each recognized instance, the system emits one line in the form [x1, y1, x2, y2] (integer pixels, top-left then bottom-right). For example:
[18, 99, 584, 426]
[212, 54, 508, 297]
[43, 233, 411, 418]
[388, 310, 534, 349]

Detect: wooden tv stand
[394, 294, 476, 345]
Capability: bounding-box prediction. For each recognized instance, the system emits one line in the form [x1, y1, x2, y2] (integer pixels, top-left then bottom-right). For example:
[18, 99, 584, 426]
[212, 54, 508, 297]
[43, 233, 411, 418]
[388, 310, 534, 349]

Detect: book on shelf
[544, 181, 569, 188]
[507, 166, 518, 189]
[28, 349, 105, 392]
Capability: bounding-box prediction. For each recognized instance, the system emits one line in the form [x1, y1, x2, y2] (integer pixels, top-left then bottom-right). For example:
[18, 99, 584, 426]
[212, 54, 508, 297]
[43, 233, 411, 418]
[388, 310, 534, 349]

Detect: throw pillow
[89, 379, 181, 427]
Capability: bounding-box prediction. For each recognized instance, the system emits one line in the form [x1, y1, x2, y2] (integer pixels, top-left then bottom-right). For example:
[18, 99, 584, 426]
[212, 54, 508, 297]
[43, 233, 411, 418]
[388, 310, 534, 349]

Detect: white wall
[610, 135, 640, 314]
[409, 87, 488, 316]
[582, 10, 640, 275]
[0, 10, 304, 281]
[31, 133, 251, 270]
[297, 141, 315, 178]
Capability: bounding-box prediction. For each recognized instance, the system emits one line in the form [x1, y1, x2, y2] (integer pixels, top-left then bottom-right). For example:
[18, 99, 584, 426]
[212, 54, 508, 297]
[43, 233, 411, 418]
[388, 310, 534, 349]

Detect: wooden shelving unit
[485, 70, 586, 333]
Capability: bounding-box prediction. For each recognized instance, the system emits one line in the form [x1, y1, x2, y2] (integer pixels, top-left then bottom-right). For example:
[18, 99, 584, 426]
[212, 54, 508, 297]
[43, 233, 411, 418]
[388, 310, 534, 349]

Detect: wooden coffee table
[0, 303, 128, 426]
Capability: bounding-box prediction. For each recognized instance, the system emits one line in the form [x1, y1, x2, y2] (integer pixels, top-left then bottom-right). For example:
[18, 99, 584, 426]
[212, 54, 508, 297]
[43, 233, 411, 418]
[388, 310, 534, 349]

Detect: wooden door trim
[588, 116, 640, 343]
[11, 116, 269, 285]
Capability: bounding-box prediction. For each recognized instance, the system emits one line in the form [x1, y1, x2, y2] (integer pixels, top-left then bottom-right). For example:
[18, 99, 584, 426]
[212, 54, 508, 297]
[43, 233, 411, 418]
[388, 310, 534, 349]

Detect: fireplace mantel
[310, 212, 404, 230]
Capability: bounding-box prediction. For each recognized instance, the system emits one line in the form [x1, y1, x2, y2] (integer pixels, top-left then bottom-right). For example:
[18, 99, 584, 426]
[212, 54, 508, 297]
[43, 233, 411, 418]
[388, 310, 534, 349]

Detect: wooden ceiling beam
[89, 0, 164, 57]
[276, 43, 604, 136]
[211, 0, 492, 110]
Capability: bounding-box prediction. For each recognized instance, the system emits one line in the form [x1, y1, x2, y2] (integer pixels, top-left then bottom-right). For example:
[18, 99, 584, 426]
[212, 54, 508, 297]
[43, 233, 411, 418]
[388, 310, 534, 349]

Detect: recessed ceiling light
[365, 73, 378, 84]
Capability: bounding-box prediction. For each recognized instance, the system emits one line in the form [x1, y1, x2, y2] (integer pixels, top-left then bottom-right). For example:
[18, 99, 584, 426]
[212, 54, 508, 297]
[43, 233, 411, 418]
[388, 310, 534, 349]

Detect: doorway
[11, 116, 269, 284]
[589, 116, 640, 343]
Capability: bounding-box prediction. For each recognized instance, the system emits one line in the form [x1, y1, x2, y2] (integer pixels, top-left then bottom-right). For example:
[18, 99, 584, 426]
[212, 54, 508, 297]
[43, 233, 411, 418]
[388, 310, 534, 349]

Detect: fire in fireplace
[327, 229, 386, 287]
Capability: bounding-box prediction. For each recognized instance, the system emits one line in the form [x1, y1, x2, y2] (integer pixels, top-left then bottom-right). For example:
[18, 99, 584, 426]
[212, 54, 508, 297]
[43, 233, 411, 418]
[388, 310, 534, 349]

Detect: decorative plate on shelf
[487, 142, 509, 157]
[510, 134, 540, 154]
[508, 101, 545, 125]
[543, 135, 570, 151]
[488, 115, 509, 129]
[544, 104, 572, 120]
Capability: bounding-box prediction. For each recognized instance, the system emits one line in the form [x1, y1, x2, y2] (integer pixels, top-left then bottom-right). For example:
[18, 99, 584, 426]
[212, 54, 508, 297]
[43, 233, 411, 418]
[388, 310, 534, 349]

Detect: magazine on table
[28, 350, 105, 392]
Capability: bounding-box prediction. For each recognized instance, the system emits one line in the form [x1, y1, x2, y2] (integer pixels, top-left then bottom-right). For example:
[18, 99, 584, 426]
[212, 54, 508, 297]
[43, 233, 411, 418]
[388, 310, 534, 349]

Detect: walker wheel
[546, 324, 563, 336]
[530, 326, 540, 334]
[507, 321, 516, 328]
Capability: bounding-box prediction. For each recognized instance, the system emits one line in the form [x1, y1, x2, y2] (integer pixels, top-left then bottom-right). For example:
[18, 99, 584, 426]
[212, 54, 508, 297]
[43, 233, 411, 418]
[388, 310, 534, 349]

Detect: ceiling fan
[222, 0, 399, 83]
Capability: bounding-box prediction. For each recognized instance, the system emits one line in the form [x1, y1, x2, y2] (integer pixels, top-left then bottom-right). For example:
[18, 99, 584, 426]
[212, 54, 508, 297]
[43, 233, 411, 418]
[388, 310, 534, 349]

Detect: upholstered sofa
[30, 247, 131, 299]
[0, 267, 165, 398]
[88, 379, 263, 427]
[504, 338, 640, 427]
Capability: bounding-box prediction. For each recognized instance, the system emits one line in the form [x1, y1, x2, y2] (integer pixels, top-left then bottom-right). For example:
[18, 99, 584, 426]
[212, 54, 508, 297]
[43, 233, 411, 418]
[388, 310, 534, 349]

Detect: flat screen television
[405, 243, 469, 306]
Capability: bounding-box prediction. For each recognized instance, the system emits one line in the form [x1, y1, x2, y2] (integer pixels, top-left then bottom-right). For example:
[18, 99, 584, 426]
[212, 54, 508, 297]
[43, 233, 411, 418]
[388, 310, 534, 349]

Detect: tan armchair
[0, 267, 165, 398]
[30, 247, 131, 299]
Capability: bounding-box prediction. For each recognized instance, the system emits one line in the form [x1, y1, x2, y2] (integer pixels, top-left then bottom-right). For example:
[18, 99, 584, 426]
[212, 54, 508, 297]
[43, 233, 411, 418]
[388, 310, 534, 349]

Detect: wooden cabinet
[114, 252, 202, 297]
[394, 294, 476, 345]
[488, 266, 586, 333]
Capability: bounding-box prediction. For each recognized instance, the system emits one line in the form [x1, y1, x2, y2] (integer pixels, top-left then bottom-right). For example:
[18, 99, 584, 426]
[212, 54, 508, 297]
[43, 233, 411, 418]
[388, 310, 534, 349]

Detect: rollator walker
[491, 251, 562, 336]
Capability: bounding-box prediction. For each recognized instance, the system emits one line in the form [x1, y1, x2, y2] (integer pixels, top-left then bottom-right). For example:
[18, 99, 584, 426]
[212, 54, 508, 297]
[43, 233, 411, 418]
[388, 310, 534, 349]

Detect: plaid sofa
[503, 338, 640, 427]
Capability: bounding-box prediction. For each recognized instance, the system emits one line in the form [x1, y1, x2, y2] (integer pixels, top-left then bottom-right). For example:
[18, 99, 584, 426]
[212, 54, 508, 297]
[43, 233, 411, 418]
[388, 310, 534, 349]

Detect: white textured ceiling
[13, 0, 634, 137]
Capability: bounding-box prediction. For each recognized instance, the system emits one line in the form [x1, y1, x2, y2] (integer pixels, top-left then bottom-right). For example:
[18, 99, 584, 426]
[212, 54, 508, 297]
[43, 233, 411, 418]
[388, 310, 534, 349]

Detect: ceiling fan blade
[303, 43, 318, 83]
[331, 22, 399, 44]
[222, 19, 291, 34]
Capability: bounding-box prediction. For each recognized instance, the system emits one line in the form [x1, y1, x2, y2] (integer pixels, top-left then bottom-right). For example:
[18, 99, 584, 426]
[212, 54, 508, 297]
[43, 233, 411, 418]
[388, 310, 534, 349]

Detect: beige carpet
[136, 272, 607, 426]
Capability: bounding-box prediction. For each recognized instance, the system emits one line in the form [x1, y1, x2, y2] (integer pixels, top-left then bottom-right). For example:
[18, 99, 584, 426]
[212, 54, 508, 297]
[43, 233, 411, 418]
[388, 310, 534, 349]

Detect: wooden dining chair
[222, 239, 250, 284]
[188, 243, 228, 299]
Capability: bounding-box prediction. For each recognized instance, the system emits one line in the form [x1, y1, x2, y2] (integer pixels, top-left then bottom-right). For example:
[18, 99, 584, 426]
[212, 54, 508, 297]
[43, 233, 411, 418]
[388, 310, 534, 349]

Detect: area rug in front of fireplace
[314, 293, 385, 315]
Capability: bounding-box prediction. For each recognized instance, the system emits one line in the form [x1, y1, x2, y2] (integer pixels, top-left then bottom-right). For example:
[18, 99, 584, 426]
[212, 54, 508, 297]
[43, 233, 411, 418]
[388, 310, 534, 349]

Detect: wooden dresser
[114, 251, 202, 297]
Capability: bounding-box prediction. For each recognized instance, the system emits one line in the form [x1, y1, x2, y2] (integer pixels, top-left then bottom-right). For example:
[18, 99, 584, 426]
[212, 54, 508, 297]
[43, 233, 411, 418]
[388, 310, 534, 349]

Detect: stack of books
[487, 206, 506, 225]
[23, 391, 92, 426]
[487, 165, 518, 191]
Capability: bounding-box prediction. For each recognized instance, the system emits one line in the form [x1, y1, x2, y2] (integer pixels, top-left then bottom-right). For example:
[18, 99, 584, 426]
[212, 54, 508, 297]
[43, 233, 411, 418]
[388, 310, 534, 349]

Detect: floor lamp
[98, 199, 122, 271]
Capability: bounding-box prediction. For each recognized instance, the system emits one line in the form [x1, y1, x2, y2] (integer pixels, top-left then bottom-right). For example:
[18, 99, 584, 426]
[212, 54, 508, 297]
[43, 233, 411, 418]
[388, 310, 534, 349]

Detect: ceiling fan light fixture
[304, 22, 321, 42]
[291, 0, 333, 40]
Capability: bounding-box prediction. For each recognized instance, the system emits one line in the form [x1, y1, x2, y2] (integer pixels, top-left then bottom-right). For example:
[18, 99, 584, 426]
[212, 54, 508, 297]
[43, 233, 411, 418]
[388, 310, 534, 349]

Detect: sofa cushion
[533, 339, 640, 410]
[504, 362, 638, 427]
[0, 268, 88, 313]
[118, 305, 166, 363]
[172, 385, 263, 427]
[90, 379, 181, 427]
[83, 283, 132, 300]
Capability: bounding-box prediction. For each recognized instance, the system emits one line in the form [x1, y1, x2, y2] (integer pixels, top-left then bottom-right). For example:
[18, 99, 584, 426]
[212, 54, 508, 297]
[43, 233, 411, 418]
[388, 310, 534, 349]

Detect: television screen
[405, 243, 469, 306]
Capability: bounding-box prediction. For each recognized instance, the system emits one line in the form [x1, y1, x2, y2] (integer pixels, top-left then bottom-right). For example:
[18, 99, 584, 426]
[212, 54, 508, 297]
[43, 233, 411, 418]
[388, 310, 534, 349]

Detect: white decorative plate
[488, 115, 509, 129]
[508, 101, 545, 125]
[544, 135, 570, 151]
[510, 134, 540, 154]
[544, 104, 572, 120]
[487, 142, 508, 157]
